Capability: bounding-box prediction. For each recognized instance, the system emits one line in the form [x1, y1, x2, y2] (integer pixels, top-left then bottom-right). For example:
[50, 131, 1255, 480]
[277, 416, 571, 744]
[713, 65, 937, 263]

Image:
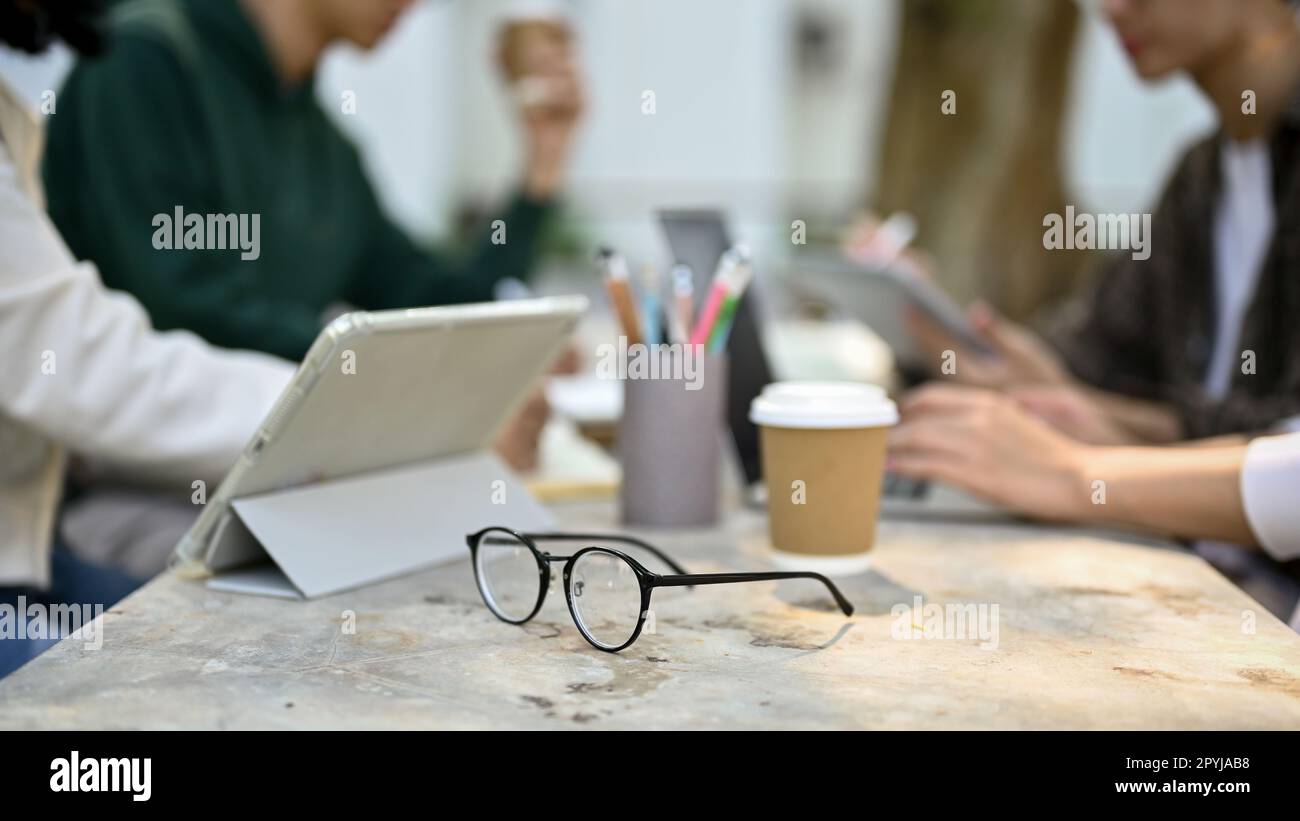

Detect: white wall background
[784, 0, 900, 223]
[0, 0, 1221, 255]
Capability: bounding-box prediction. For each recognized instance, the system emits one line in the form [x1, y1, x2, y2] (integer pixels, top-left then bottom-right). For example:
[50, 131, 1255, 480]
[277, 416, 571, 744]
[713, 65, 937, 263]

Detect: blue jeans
[0, 544, 141, 680]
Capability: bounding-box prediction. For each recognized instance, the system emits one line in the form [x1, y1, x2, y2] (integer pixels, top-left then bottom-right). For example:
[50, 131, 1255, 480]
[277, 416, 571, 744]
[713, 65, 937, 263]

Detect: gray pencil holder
[619, 350, 728, 528]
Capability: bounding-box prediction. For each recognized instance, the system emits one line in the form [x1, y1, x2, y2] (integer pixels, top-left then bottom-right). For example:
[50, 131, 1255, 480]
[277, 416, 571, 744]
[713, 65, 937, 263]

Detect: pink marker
[689, 249, 739, 347]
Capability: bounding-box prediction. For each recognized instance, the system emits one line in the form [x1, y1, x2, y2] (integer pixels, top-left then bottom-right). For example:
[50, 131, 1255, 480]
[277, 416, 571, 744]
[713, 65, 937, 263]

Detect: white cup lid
[749, 381, 898, 429]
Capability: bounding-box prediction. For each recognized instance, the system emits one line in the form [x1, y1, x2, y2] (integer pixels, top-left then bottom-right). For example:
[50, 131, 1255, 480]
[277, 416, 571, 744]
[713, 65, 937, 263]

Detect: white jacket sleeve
[0, 143, 293, 487]
[1241, 433, 1300, 562]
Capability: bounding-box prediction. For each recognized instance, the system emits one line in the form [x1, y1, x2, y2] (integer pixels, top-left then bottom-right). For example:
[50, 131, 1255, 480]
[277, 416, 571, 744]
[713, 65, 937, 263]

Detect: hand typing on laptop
[887, 383, 1294, 559]
[888, 384, 1089, 522]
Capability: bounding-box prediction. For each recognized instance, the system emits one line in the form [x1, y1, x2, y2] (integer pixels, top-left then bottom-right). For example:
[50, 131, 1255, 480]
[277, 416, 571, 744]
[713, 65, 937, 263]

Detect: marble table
[4, 504, 1299, 729]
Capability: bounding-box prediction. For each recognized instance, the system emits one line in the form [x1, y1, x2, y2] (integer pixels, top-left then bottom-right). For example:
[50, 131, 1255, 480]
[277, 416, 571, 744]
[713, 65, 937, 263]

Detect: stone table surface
[4, 503, 1300, 730]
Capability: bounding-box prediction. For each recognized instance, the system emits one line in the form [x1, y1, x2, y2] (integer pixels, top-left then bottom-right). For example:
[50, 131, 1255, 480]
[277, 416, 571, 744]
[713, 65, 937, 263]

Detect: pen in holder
[619, 349, 727, 528]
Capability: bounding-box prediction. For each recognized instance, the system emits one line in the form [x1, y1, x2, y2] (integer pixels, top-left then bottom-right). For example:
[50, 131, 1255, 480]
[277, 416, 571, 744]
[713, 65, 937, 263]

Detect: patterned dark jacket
[1053, 102, 1300, 439]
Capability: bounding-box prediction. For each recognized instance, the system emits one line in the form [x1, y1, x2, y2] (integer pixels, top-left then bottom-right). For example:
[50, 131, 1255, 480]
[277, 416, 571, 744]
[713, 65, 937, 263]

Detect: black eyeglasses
[465, 527, 854, 652]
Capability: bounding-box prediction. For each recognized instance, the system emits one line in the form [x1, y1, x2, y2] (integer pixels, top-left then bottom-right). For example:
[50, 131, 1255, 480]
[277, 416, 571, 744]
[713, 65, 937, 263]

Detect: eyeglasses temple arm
[651, 572, 854, 616]
[523, 532, 690, 575]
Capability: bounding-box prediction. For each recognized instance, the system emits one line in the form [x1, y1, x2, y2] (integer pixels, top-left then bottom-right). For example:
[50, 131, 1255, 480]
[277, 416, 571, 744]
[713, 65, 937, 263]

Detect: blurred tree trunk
[873, 0, 1092, 323]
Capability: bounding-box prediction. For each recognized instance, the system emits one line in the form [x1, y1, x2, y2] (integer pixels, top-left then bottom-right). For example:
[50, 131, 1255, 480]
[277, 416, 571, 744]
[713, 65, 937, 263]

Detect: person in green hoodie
[43, 0, 583, 361]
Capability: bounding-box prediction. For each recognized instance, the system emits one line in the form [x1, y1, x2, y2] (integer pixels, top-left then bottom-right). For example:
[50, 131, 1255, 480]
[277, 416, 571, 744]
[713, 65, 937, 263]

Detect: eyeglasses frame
[466, 527, 855, 653]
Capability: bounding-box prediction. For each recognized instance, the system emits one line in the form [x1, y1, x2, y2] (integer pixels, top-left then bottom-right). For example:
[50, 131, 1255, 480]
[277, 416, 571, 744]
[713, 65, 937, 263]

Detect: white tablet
[783, 254, 993, 367]
[174, 296, 587, 595]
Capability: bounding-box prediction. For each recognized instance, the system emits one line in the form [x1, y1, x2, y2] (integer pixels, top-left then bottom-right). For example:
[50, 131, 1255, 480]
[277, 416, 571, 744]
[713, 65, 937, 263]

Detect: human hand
[550, 343, 582, 376]
[888, 383, 1091, 522]
[841, 211, 936, 282]
[498, 18, 584, 199]
[1009, 384, 1137, 445]
[494, 388, 550, 473]
[906, 300, 1071, 390]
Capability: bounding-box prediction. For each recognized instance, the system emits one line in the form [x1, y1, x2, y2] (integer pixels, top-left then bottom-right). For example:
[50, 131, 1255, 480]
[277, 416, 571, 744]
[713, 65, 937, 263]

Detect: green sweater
[43, 0, 553, 361]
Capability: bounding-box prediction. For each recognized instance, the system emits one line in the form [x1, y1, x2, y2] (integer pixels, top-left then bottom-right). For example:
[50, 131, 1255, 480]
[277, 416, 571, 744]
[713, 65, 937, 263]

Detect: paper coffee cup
[499, 0, 573, 100]
[749, 382, 898, 575]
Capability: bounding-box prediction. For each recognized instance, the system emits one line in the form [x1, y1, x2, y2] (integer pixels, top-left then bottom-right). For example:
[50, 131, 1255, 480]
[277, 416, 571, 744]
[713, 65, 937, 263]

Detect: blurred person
[894, 0, 1300, 620]
[0, 3, 560, 666]
[0, 0, 293, 677]
[907, 0, 1300, 446]
[42, 0, 584, 361]
[889, 384, 1300, 628]
[39, 0, 579, 572]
